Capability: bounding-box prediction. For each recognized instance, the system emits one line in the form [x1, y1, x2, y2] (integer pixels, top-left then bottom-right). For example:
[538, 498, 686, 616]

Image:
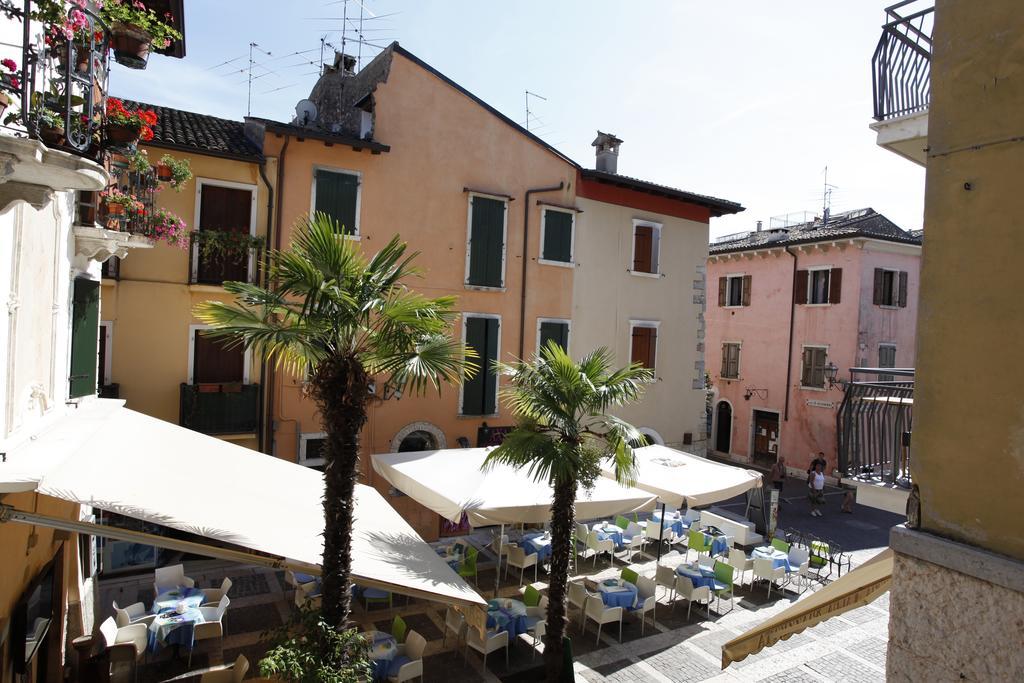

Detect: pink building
[705, 209, 921, 476]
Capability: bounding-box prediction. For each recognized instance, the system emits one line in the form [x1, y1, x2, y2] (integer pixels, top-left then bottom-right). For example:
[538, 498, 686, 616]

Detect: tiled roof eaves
[142, 138, 263, 163]
[121, 98, 264, 161]
[253, 118, 391, 153]
[709, 228, 922, 254]
[581, 168, 744, 217]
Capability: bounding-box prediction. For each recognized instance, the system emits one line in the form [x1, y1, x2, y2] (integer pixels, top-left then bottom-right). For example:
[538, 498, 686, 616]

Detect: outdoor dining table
[752, 545, 794, 571]
[364, 630, 398, 681]
[676, 563, 727, 591]
[148, 586, 207, 652]
[651, 511, 687, 536]
[701, 530, 730, 557]
[521, 531, 553, 562]
[592, 522, 626, 549]
[487, 598, 529, 637]
[596, 578, 639, 609]
[435, 544, 463, 571]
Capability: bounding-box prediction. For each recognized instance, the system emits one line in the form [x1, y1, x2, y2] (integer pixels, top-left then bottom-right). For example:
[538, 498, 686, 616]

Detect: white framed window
[878, 344, 896, 381]
[536, 317, 571, 354]
[719, 274, 751, 307]
[800, 345, 828, 389]
[191, 178, 259, 284]
[808, 268, 831, 304]
[464, 193, 509, 290]
[187, 324, 251, 385]
[629, 320, 660, 371]
[873, 268, 908, 308]
[539, 206, 575, 267]
[721, 342, 741, 379]
[460, 313, 501, 416]
[310, 165, 362, 237]
[299, 432, 327, 467]
[630, 219, 662, 276]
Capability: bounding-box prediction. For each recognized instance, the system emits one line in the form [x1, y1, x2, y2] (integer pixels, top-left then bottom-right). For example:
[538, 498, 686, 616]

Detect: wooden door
[753, 411, 779, 463]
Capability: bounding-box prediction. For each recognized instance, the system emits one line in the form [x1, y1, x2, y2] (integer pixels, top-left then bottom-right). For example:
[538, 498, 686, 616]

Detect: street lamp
[824, 361, 844, 390]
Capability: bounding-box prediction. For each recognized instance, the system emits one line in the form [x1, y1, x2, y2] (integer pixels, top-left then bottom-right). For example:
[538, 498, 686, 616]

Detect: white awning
[370, 447, 658, 527]
[602, 444, 764, 509]
[0, 400, 484, 608]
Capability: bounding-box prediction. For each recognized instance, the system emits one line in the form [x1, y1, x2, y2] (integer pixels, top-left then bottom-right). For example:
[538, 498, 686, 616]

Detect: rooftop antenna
[524, 90, 546, 131]
[247, 42, 255, 116]
[822, 165, 838, 225]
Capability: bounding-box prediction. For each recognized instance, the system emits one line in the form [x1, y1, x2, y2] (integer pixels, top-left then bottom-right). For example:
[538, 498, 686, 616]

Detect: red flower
[140, 126, 154, 141]
[140, 109, 157, 126]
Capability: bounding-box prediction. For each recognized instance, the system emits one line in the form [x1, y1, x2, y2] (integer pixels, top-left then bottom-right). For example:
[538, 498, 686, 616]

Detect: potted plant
[105, 97, 156, 146]
[145, 207, 190, 248]
[100, 187, 138, 217]
[156, 154, 192, 190]
[129, 149, 151, 174]
[37, 109, 65, 147]
[35, 1, 97, 73]
[101, 0, 183, 70]
[0, 59, 19, 122]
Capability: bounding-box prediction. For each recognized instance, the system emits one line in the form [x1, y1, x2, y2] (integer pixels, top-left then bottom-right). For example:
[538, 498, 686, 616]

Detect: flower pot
[38, 124, 64, 148]
[110, 23, 152, 70]
[0, 92, 10, 122]
[106, 122, 141, 146]
[105, 203, 126, 216]
[156, 163, 173, 182]
[54, 42, 90, 74]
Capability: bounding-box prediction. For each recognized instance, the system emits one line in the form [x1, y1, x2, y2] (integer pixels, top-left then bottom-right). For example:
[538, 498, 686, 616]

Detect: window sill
[464, 284, 506, 293]
[803, 303, 833, 307]
[800, 385, 827, 392]
[343, 234, 361, 241]
[878, 304, 899, 309]
[300, 459, 326, 467]
[723, 305, 747, 309]
[189, 283, 230, 294]
[539, 259, 575, 269]
[457, 413, 500, 419]
[628, 270, 662, 279]
[719, 376, 741, 382]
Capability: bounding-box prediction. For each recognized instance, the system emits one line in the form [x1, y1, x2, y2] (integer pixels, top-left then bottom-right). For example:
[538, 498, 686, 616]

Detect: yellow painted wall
[913, 0, 1024, 560]
[265, 51, 577, 540]
[100, 148, 272, 449]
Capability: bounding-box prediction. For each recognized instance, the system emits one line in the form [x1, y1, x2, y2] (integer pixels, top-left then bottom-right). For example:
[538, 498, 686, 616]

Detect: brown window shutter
[631, 327, 649, 367]
[800, 348, 810, 385]
[633, 226, 653, 272]
[873, 268, 884, 305]
[829, 268, 842, 304]
[648, 328, 657, 370]
[898, 271, 908, 307]
[794, 269, 808, 304]
[741, 275, 752, 306]
[721, 344, 729, 376]
[718, 276, 727, 306]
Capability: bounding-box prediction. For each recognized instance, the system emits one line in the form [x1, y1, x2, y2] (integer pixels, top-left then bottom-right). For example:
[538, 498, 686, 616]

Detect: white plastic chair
[567, 581, 590, 630]
[294, 579, 322, 609]
[200, 654, 249, 683]
[525, 595, 548, 660]
[491, 533, 510, 576]
[191, 594, 230, 666]
[584, 598, 623, 644]
[98, 616, 147, 680]
[505, 545, 539, 585]
[673, 577, 712, 621]
[466, 627, 509, 669]
[655, 564, 678, 604]
[753, 557, 789, 599]
[621, 522, 644, 557]
[389, 629, 426, 681]
[586, 531, 615, 566]
[442, 607, 466, 651]
[153, 563, 195, 596]
[728, 549, 754, 587]
[202, 577, 233, 606]
[112, 600, 153, 628]
[788, 547, 811, 593]
[633, 576, 658, 635]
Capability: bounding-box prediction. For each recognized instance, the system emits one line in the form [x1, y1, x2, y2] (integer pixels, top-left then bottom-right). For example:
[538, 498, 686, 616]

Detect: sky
[112, 1, 926, 238]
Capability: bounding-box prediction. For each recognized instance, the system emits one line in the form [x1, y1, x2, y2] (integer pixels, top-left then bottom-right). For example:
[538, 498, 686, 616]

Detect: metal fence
[872, 1, 934, 121]
[836, 368, 913, 485]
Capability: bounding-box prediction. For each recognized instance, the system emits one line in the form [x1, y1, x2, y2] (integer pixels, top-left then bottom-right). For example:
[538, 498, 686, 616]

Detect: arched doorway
[715, 401, 732, 453]
[397, 429, 438, 452]
[638, 428, 665, 446]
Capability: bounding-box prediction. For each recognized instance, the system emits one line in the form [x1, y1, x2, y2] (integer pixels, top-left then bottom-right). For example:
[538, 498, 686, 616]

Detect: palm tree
[195, 213, 473, 628]
[483, 343, 652, 682]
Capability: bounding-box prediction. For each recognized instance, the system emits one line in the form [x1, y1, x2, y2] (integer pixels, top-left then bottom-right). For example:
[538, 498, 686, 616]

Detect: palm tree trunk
[311, 354, 370, 630]
[544, 474, 577, 682]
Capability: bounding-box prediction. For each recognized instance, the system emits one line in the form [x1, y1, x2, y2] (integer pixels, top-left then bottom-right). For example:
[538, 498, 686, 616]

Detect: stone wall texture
[887, 553, 1024, 680]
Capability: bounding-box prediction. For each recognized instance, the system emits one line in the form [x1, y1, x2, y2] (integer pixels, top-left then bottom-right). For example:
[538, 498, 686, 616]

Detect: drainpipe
[518, 182, 565, 358]
[784, 246, 797, 421]
[263, 135, 290, 454]
[255, 155, 275, 454]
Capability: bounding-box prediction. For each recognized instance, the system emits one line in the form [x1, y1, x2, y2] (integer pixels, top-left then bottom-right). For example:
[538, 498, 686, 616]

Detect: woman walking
[808, 462, 826, 516]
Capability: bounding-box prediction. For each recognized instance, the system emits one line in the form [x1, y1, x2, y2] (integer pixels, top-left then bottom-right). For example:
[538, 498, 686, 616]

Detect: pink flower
[133, 0, 145, 9]
[9, 76, 20, 89]
[1, 58, 16, 72]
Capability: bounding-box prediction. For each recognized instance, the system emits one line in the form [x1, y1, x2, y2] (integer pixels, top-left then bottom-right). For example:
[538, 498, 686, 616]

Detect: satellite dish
[295, 99, 318, 126]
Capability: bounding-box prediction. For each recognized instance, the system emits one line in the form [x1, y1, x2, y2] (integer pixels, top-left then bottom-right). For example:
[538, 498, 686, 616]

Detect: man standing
[770, 456, 787, 492]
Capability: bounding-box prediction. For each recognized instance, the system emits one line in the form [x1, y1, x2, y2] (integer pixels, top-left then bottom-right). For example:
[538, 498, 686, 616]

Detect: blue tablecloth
[702, 533, 729, 557]
[593, 524, 625, 549]
[435, 546, 463, 571]
[651, 513, 686, 537]
[148, 587, 206, 652]
[753, 546, 794, 571]
[676, 564, 727, 591]
[522, 532, 553, 562]
[597, 580, 638, 608]
[487, 599, 529, 637]
[365, 631, 397, 681]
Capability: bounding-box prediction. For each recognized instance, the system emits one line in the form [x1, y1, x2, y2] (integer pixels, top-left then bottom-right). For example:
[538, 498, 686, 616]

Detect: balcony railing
[179, 382, 260, 436]
[872, 1, 934, 121]
[188, 230, 264, 286]
[836, 368, 914, 486]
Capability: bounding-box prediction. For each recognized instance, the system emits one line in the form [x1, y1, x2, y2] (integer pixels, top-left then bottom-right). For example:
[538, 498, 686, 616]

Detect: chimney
[756, 220, 763, 232]
[327, 51, 357, 76]
[591, 131, 623, 174]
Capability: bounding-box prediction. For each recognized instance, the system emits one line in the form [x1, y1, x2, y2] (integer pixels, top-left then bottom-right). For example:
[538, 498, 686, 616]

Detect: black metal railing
[836, 367, 914, 485]
[872, 1, 934, 121]
[179, 382, 260, 435]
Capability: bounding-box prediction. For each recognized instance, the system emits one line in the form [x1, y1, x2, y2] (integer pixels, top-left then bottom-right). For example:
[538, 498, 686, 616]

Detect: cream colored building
[572, 135, 743, 453]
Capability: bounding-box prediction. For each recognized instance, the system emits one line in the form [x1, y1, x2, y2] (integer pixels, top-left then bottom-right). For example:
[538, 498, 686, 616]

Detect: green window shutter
[69, 278, 100, 398]
[467, 197, 505, 287]
[314, 170, 359, 235]
[462, 317, 499, 415]
[539, 321, 569, 352]
[542, 211, 573, 263]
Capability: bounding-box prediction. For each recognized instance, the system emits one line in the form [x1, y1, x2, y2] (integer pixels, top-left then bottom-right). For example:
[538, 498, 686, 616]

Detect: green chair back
[523, 585, 541, 607]
[771, 538, 791, 553]
[620, 568, 639, 585]
[391, 615, 407, 643]
[614, 515, 631, 530]
[459, 547, 478, 576]
[713, 561, 734, 593]
[689, 529, 709, 551]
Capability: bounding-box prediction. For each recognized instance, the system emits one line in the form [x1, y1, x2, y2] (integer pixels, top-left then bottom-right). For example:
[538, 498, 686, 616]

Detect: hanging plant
[100, 187, 142, 217]
[191, 229, 265, 263]
[129, 148, 151, 174]
[105, 97, 156, 146]
[140, 207, 190, 248]
[101, 0, 183, 70]
[157, 154, 191, 190]
[37, 109, 65, 147]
